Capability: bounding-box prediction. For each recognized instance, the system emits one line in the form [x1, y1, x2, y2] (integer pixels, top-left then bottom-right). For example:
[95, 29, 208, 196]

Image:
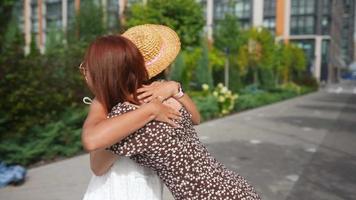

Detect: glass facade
[107, 0, 119, 31]
[341, 0, 355, 64]
[321, 40, 329, 81]
[31, 2, 39, 33]
[46, 1, 62, 30]
[320, 0, 331, 35]
[214, 0, 252, 29]
[290, 0, 316, 35]
[263, 0, 276, 32]
[292, 40, 315, 74]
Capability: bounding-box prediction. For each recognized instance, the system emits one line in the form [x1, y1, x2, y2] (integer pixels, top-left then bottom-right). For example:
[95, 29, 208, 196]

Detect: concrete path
[1, 81, 356, 200]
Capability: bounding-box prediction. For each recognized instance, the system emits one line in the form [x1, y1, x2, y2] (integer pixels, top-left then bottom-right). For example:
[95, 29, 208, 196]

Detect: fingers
[169, 107, 181, 117]
[155, 95, 164, 102]
[137, 86, 151, 93]
[143, 96, 154, 103]
[165, 118, 180, 128]
[168, 113, 181, 120]
[137, 91, 153, 100]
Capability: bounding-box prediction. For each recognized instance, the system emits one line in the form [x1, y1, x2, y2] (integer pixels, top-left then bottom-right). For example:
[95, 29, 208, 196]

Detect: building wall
[329, 0, 345, 82]
[18, 0, 356, 82]
[209, 0, 355, 83]
[18, 0, 120, 54]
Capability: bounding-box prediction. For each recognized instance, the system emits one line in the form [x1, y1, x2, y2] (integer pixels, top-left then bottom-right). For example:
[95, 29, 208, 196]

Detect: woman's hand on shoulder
[137, 81, 179, 103]
[142, 97, 182, 128]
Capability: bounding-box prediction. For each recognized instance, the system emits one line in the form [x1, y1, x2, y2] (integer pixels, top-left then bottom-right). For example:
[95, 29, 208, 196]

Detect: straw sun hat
[122, 24, 181, 79]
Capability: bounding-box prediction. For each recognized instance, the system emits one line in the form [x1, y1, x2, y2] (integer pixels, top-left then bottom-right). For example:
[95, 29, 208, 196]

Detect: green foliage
[272, 43, 307, 84]
[127, 0, 205, 48]
[180, 47, 203, 89]
[68, 1, 106, 43]
[211, 83, 238, 115]
[0, 107, 87, 166]
[0, 4, 98, 165]
[236, 28, 276, 85]
[293, 73, 319, 89]
[214, 13, 244, 53]
[0, 0, 19, 53]
[168, 52, 186, 86]
[234, 86, 315, 112]
[208, 47, 226, 70]
[194, 42, 214, 88]
[190, 91, 220, 121]
[191, 83, 238, 121]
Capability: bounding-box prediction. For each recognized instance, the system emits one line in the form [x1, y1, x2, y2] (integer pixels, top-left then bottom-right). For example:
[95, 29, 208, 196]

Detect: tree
[290, 45, 307, 80]
[236, 28, 277, 86]
[68, 1, 106, 43]
[213, 13, 246, 91]
[213, 13, 245, 53]
[195, 41, 214, 88]
[127, 0, 205, 48]
[0, 0, 18, 54]
[272, 42, 307, 84]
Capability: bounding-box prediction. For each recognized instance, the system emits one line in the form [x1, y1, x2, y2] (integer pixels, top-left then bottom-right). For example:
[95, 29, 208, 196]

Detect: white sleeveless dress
[82, 157, 163, 200]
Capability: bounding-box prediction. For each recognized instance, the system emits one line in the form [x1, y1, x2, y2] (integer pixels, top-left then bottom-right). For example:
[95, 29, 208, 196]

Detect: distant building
[203, 0, 356, 83]
[17, 0, 124, 54]
[17, 0, 355, 83]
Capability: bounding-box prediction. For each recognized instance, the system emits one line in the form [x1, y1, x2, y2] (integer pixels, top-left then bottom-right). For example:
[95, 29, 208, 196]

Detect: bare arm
[174, 92, 201, 125]
[83, 100, 120, 176]
[82, 99, 156, 152]
[90, 149, 118, 176]
[82, 98, 180, 152]
[82, 97, 180, 175]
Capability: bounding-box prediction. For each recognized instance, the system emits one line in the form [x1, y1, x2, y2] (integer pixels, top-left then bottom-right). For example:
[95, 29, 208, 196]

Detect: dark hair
[82, 35, 149, 112]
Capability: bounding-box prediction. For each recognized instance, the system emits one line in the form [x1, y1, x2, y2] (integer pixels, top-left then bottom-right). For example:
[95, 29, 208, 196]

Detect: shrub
[212, 83, 238, 116]
[191, 83, 238, 121]
[0, 106, 87, 166]
[190, 91, 219, 121]
[127, 0, 204, 48]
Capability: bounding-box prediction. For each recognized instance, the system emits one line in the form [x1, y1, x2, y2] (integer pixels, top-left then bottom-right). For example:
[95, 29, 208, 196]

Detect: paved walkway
[1, 81, 356, 200]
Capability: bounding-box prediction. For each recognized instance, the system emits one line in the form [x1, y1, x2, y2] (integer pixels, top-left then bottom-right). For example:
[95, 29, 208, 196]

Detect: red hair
[82, 35, 149, 112]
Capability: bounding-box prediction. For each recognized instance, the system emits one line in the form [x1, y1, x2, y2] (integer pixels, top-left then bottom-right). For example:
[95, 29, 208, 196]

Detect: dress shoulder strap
[83, 96, 93, 105]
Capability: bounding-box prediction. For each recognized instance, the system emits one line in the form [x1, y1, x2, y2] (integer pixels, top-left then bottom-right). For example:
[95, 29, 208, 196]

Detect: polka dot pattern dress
[106, 102, 261, 200]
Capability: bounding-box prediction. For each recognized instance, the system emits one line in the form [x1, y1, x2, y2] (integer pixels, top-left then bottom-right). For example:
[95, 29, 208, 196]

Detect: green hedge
[0, 106, 87, 166]
[192, 85, 316, 121]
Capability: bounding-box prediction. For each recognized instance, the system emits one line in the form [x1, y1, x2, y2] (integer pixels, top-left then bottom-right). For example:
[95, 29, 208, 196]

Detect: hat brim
[145, 25, 181, 78]
[123, 24, 181, 79]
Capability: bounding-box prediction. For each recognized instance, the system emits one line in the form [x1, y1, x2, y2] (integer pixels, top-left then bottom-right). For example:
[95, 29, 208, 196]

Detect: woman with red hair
[82, 25, 260, 200]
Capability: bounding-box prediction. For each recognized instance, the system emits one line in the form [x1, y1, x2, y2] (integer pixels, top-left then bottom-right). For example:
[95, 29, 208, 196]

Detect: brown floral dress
[106, 102, 261, 200]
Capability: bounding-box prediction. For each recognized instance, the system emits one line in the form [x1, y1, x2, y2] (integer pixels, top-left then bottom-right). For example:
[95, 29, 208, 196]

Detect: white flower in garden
[222, 109, 228, 114]
[229, 104, 234, 110]
[213, 91, 218, 97]
[218, 96, 225, 102]
[202, 84, 209, 91]
[221, 86, 228, 93]
[232, 94, 239, 100]
[217, 83, 224, 88]
[227, 90, 232, 96]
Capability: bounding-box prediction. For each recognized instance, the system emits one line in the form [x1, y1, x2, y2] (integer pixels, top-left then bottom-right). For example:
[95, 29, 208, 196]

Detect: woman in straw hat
[82, 24, 200, 200]
[82, 24, 260, 199]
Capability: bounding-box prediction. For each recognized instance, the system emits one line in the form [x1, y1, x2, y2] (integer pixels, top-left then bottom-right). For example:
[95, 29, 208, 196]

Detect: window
[213, 0, 251, 29]
[290, 0, 316, 35]
[46, 1, 62, 30]
[107, 0, 119, 31]
[263, 0, 276, 32]
[320, 0, 332, 35]
[322, 0, 331, 15]
[291, 39, 315, 74]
